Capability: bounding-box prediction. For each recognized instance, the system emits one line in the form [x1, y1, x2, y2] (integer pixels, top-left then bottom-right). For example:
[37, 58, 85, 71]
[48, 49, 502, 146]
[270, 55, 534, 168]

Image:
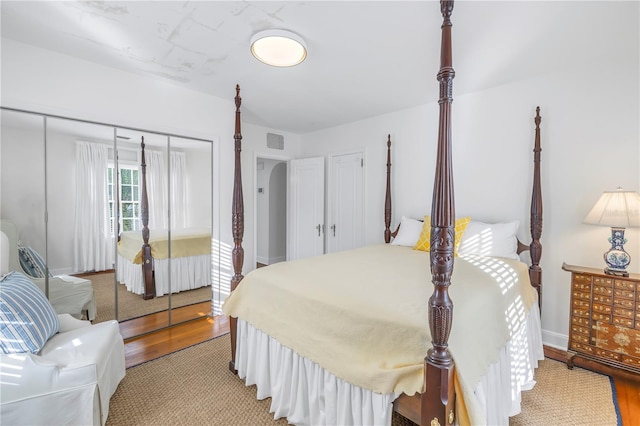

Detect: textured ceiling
[1, 1, 638, 134]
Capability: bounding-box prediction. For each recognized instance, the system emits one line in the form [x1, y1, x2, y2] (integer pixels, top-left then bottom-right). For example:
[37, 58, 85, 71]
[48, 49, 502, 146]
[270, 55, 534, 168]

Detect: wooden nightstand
[562, 263, 640, 373]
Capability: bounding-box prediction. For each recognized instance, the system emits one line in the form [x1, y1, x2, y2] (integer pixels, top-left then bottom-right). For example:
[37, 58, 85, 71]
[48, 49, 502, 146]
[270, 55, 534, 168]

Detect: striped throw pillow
[0, 271, 60, 354]
[18, 246, 51, 278]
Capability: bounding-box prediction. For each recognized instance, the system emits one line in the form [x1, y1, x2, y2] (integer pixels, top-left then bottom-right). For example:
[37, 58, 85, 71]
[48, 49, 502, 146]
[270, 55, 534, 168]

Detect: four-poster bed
[116, 138, 212, 299]
[223, 2, 544, 425]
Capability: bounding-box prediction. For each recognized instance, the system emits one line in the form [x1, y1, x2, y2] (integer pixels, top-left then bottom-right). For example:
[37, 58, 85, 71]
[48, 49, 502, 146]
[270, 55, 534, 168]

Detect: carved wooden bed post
[384, 134, 393, 243]
[530, 107, 543, 310]
[140, 137, 155, 300]
[424, 1, 456, 425]
[229, 84, 245, 373]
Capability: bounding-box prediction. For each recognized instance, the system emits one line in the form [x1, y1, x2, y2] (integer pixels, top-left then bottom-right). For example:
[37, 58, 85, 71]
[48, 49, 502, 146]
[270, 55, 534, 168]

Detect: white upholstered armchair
[0, 220, 96, 321]
[0, 272, 125, 425]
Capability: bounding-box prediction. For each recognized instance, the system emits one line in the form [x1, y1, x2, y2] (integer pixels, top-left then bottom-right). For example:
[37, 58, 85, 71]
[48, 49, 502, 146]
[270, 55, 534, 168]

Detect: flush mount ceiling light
[250, 29, 307, 67]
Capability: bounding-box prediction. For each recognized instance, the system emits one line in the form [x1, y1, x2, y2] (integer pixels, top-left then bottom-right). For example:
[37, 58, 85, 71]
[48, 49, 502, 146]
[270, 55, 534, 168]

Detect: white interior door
[288, 157, 325, 260]
[328, 152, 364, 253]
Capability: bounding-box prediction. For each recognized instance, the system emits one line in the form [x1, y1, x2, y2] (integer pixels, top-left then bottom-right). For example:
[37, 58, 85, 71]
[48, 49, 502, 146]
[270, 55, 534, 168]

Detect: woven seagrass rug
[106, 335, 619, 426]
[89, 272, 211, 324]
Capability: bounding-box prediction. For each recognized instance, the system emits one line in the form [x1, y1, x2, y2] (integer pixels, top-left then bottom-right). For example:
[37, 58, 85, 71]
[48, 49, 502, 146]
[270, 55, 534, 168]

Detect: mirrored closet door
[0, 108, 213, 338]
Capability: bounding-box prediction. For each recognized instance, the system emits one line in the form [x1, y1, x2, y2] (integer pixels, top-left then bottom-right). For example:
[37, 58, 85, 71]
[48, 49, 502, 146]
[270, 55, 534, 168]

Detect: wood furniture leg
[139, 137, 155, 300]
[567, 350, 577, 370]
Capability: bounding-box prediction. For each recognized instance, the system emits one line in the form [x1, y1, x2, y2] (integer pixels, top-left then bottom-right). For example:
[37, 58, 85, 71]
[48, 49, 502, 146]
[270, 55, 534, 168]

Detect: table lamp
[583, 187, 640, 277]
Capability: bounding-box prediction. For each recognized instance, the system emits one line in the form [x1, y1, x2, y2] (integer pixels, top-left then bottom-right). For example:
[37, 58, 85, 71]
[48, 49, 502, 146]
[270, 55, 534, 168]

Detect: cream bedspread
[117, 227, 211, 264]
[222, 244, 538, 421]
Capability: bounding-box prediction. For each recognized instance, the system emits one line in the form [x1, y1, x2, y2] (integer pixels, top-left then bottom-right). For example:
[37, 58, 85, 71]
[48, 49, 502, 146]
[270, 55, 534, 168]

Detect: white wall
[300, 61, 640, 349]
[0, 123, 46, 254]
[184, 144, 213, 228]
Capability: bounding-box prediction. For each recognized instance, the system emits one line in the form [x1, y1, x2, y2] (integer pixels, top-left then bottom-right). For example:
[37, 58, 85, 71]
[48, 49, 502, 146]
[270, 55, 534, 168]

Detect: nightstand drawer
[573, 274, 592, 284]
[571, 324, 590, 335]
[573, 308, 590, 318]
[622, 356, 640, 368]
[612, 316, 634, 328]
[613, 306, 633, 318]
[573, 299, 591, 310]
[591, 312, 611, 322]
[614, 298, 634, 309]
[572, 290, 591, 300]
[615, 279, 636, 291]
[570, 342, 594, 354]
[572, 333, 590, 344]
[592, 294, 612, 304]
[594, 277, 613, 287]
[614, 288, 634, 299]
[593, 285, 613, 297]
[594, 348, 620, 362]
[572, 316, 590, 327]
[592, 303, 612, 314]
[572, 280, 591, 292]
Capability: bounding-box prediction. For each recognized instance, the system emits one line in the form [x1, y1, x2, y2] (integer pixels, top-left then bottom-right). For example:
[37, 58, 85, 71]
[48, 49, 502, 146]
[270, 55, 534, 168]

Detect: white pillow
[457, 220, 520, 259]
[391, 216, 423, 246]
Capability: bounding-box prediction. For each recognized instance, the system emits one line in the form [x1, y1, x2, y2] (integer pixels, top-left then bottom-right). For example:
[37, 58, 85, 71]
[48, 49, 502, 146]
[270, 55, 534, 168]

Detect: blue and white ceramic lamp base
[604, 227, 631, 277]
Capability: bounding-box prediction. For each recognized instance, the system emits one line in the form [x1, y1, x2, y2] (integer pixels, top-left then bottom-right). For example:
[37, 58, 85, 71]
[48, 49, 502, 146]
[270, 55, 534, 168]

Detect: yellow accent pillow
[413, 216, 471, 256]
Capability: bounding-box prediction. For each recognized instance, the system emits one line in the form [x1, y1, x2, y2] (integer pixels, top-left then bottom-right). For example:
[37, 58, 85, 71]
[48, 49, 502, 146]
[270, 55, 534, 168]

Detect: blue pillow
[18, 246, 51, 278]
[0, 271, 60, 354]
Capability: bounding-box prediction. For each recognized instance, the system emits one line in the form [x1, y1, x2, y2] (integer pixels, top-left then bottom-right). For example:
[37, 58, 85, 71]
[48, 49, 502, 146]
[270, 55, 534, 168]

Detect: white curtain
[74, 141, 112, 272]
[170, 151, 187, 229]
[144, 149, 168, 229]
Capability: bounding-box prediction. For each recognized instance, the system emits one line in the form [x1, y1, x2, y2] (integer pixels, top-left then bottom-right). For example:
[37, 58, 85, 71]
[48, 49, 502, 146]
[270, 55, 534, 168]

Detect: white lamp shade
[584, 189, 640, 228]
[250, 29, 307, 67]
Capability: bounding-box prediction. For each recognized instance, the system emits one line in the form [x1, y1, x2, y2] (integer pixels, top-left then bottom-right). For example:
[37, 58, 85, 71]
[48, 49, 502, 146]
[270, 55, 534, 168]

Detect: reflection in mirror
[1, 109, 46, 280]
[113, 130, 213, 333]
[167, 136, 213, 318]
[46, 117, 116, 325]
[114, 129, 170, 332]
[1, 108, 213, 338]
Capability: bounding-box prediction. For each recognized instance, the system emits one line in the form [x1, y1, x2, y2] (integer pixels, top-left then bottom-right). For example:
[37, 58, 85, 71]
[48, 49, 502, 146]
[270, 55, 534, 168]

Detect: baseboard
[542, 329, 568, 350]
[73, 269, 116, 278]
[50, 267, 74, 276]
[256, 255, 285, 265]
[268, 255, 286, 264]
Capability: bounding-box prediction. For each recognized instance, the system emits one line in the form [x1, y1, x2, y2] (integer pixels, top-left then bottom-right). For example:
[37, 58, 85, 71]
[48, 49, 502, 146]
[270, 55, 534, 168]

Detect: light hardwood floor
[120, 301, 225, 367]
[122, 305, 640, 425]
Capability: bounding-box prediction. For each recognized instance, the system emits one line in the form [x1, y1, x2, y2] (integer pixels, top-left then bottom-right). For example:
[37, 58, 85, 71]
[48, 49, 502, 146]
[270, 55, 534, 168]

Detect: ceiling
[1, 1, 638, 134]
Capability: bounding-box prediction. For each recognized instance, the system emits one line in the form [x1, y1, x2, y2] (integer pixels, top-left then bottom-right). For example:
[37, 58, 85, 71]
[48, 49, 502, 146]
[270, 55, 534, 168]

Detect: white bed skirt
[235, 304, 544, 426]
[116, 254, 211, 297]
